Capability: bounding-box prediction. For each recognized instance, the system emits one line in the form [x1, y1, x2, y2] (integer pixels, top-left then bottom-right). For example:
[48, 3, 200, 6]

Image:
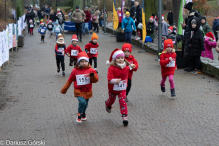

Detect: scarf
[116, 62, 126, 69]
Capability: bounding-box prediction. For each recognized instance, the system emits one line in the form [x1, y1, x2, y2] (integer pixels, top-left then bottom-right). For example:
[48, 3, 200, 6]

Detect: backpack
[144, 36, 153, 43]
[91, 14, 97, 22]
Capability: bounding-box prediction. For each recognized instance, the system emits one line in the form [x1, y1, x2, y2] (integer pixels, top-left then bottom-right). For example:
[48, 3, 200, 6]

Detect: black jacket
[47, 23, 54, 31]
[50, 14, 57, 22]
[130, 1, 136, 18]
[167, 12, 173, 23]
[187, 17, 204, 57]
[146, 22, 155, 33]
[24, 13, 34, 23]
[135, 4, 142, 23]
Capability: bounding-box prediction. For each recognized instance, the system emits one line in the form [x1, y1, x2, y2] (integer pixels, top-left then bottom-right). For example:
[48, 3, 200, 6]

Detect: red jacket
[55, 44, 66, 57]
[68, 65, 98, 99]
[107, 65, 130, 93]
[85, 41, 99, 58]
[160, 52, 177, 77]
[84, 10, 91, 23]
[118, 11, 122, 22]
[66, 44, 82, 59]
[125, 55, 139, 79]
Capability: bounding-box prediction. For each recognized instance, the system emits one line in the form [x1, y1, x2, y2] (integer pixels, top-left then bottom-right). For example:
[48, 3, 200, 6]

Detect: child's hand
[130, 64, 136, 68]
[67, 53, 70, 57]
[169, 57, 173, 61]
[209, 38, 213, 42]
[117, 79, 121, 84]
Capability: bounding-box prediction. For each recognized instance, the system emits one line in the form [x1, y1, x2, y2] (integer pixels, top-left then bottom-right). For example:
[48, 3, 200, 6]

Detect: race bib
[113, 80, 127, 91]
[41, 29, 45, 33]
[30, 24, 34, 27]
[166, 60, 175, 67]
[90, 48, 97, 54]
[119, 13, 121, 16]
[71, 50, 78, 56]
[55, 27, 60, 31]
[48, 25, 52, 28]
[76, 74, 90, 85]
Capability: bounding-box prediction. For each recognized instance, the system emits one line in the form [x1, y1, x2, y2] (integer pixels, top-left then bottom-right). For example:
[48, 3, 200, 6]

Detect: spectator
[129, 1, 136, 19]
[93, 9, 100, 33]
[99, 9, 103, 27]
[201, 17, 212, 35]
[83, 7, 91, 35]
[134, 1, 142, 40]
[49, 11, 57, 24]
[161, 15, 168, 38]
[212, 15, 219, 42]
[24, 9, 34, 33]
[37, 7, 42, 20]
[167, 9, 173, 26]
[117, 7, 122, 28]
[68, 9, 73, 21]
[72, 6, 86, 42]
[167, 26, 177, 44]
[146, 16, 155, 42]
[45, 5, 51, 19]
[42, 5, 46, 12]
[122, 12, 136, 44]
[56, 8, 65, 21]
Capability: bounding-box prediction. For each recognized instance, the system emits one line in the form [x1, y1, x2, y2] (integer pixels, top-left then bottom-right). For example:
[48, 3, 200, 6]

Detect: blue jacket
[38, 26, 47, 34]
[122, 17, 136, 32]
[212, 19, 219, 31]
[53, 20, 62, 33]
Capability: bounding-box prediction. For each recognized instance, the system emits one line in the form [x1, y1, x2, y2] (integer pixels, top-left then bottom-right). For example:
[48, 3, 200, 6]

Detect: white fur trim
[106, 60, 110, 65]
[112, 50, 124, 60]
[162, 17, 164, 19]
[71, 39, 78, 42]
[168, 29, 173, 32]
[77, 57, 89, 63]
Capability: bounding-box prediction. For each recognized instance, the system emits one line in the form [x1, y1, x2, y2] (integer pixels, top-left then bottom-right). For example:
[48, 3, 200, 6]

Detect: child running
[60, 51, 99, 123]
[66, 35, 82, 67]
[55, 34, 66, 76]
[53, 20, 63, 40]
[38, 22, 47, 42]
[122, 43, 138, 102]
[47, 20, 54, 37]
[29, 19, 34, 35]
[85, 33, 99, 72]
[160, 39, 177, 98]
[105, 49, 135, 126]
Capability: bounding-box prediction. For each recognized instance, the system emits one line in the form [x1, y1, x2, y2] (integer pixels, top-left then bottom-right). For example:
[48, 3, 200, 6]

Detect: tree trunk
[172, 0, 181, 25]
[145, 0, 158, 22]
[16, 0, 24, 18]
[51, 0, 56, 11]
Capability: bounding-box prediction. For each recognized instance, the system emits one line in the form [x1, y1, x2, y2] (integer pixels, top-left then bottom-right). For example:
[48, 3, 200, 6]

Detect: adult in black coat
[186, 17, 204, 73]
[212, 15, 219, 42]
[49, 11, 57, 23]
[24, 10, 34, 33]
[134, 2, 142, 39]
[129, 1, 136, 19]
[167, 9, 173, 26]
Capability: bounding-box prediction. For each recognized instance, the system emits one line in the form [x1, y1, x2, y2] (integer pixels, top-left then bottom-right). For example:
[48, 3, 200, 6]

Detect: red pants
[29, 28, 33, 34]
[106, 91, 128, 116]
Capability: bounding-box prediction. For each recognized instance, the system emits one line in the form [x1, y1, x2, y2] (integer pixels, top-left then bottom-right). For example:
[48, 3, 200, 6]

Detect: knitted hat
[91, 33, 98, 40]
[76, 6, 79, 9]
[149, 16, 154, 21]
[184, 2, 193, 11]
[206, 32, 215, 40]
[122, 43, 132, 53]
[57, 33, 65, 44]
[106, 48, 124, 65]
[168, 26, 173, 32]
[125, 12, 130, 15]
[191, 19, 196, 24]
[71, 35, 78, 42]
[77, 51, 89, 63]
[164, 39, 173, 50]
[57, 8, 60, 11]
[162, 15, 164, 20]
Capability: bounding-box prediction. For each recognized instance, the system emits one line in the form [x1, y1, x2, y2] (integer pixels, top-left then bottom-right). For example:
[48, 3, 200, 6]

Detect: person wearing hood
[167, 9, 173, 26]
[55, 34, 66, 76]
[129, 1, 136, 19]
[53, 20, 63, 40]
[212, 15, 219, 42]
[146, 16, 155, 42]
[72, 6, 86, 42]
[186, 17, 205, 74]
[201, 17, 212, 35]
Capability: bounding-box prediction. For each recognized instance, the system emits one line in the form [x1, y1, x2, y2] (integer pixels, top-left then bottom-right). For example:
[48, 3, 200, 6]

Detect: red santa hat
[40, 21, 44, 25]
[57, 12, 61, 15]
[71, 35, 78, 42]
[162, 15, 164, 20]
[49, 20, 52, 22]
[206, 32, 215, 40]
[164, 39, 173, 50]
[106, 48, 124, 65]
[29, 19, 33, 22]
[149, 16, 154, 21]
[168, 26, 173, 32]
[77, 51, 89, 63]
[122, 43, 132, 53]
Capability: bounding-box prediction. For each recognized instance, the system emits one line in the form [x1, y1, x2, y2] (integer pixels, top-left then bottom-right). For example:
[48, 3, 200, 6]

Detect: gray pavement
[0, 26, 219, 146]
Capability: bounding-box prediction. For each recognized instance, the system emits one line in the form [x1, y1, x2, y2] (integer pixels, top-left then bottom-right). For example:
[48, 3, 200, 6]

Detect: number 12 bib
[71, 50, 78, 56]
[90, 48, 97, 54]
[76, 74, 90, 85]
[113, 80, 127, 91]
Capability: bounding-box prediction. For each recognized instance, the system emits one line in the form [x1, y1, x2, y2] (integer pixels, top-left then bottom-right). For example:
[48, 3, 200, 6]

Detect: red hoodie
[66, 44, 82, 59]
[125, 55, 138, 79]
[160, 52, 177, 77]
[118, 11, 122, 22]
[84, 10, 91, 23]
[85, 41, 99, 58]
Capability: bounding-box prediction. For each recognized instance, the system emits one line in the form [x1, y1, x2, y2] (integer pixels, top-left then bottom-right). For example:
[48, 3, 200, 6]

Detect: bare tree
[172, 0, 181, 25]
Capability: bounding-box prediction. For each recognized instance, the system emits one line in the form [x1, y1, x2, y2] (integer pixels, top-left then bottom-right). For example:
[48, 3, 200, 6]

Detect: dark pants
[91, 22, 93, 29]
[126, 79, 132, 96]
[169, 21, 173, 26]
[125, 32, 132, 44]
[89, 57, 97, 69]
[77, 97, 89, 114]
[188, 56, 201, 70]
[135, 21, 142, 39]
[41, 35, 45, 40]
[56, 56, 65, 71]
[118, 22, 122, 28]
[70, 58, 77, 67]
[214, 31, 218, 42]
[75, 23, 82, 40]
[93, 23, 99, 32]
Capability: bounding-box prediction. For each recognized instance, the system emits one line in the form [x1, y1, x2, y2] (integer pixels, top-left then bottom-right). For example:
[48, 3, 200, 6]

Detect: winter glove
[90, 73, 94, 77]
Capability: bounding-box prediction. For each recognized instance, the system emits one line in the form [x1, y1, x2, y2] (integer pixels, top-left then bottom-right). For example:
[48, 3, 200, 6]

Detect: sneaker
[57, 68, 60, 73]
[80, 39, 82, 42]
[125, 97, 129, 102]
[161, 85, 165, 92]
[170, 88, 176, 97]
[122, 115, 128, 126]
[186, 67, 193, 72]
[196, 70, 202, 74]
[105, 101, 112, 113]
[69, 63, 73, 66]
[82, 113, 87, 121]
[43, 39, 44, 42]
[76, 113, 82, 123]
[62, 71, 65, 76]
